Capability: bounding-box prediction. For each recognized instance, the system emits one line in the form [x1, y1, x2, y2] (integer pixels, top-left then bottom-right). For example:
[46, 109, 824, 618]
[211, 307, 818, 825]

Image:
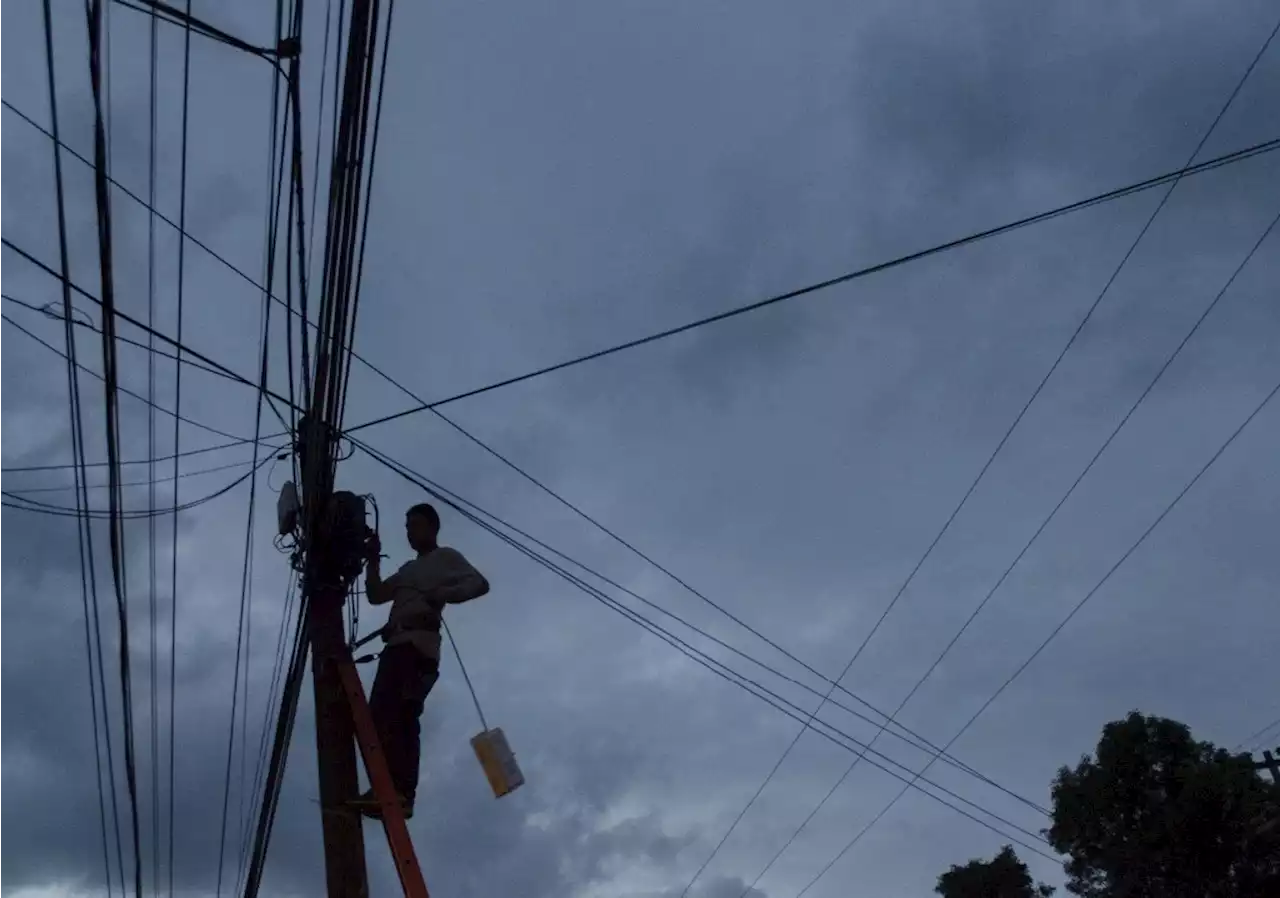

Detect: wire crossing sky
[3, 1, 1279, 897]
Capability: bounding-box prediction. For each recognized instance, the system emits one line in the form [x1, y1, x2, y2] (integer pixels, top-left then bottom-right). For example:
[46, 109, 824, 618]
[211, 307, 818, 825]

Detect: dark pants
[368, 643, 439, 803]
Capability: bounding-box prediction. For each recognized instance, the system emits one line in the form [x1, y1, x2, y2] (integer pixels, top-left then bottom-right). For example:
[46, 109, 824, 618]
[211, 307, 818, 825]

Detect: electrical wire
[1, 292, 94, 322]
[689, 25, 1280, 891]
[305, 0, 336, 308]
[27, 7, 1259, 895]
[111, 0, 278, 58]
[350, 438, 1058, 859]
[12, 14, 1280, 898]
[3, 223, 1045, 819]
[5, 457, 261, 495]
[420, 411, 1049, 822]
[84, 0, 144, 889]
[143, 8, 164, 881]
[1235, 716, 1280, 753]
[395, 460, 1048, 840]
[235, 5, 296, 880]
[3, 314, 252, 443]
[235, 573, 300, 898]
[241, 599, 310, 898]
[3, 457, 277, 519]
[5, 94, 1276, 442]
[38, 0, 121, 891]
[333, 0, 396, 424]
[750, 204, 1280, 896]
[3, 293, 244, 382]
[3, 437, 268, 474]
[1, 239, 300, 431]
[345, 442, 1043, 811]
[789, 369, 1280, 896]
[353, 442, 1044, 807]
[42, 107, 1068, 826]
[216, 3, 292, 885]
[340, 135, 1280, 437]
[776, 28, 1280, 894]
[246, 0, 391, 888]
[167, 10, 196, 890]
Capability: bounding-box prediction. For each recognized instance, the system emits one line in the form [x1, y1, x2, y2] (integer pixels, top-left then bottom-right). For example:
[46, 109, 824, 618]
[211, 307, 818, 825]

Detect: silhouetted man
[350, 502, 489, 818]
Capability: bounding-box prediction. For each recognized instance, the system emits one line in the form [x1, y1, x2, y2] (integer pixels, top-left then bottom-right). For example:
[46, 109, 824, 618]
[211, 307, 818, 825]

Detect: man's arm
[433, 550, 490, 605]
[363, 532, 397, 606]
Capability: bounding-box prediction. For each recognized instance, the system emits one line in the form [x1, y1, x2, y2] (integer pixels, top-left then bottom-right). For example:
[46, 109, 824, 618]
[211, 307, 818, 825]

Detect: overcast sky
[3, 1, 1280, 897]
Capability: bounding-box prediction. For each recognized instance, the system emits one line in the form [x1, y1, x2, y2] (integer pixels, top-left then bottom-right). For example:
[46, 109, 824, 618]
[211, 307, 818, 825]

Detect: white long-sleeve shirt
[381, 546, 489, 659]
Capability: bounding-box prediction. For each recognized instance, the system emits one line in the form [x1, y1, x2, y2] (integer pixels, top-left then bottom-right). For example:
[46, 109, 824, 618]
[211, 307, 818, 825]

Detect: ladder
[334, 649, 431, 898]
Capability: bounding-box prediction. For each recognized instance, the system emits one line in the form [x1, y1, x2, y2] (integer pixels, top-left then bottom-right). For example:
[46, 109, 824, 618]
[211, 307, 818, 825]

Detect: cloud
[5, 1, 1280, 898]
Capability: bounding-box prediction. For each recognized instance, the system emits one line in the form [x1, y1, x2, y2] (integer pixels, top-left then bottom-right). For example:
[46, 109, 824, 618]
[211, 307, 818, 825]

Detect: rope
[442, 619, 488, 732]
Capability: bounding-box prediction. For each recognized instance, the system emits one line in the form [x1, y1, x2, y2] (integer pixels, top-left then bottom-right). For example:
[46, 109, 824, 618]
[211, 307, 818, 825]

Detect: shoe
[349, 788, 414, 820]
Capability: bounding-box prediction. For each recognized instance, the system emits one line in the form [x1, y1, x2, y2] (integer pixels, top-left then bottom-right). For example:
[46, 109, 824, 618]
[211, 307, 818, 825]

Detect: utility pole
[296, 413, 370, 898]
[296, 0, 381, 890]
[309, 579, 369, 896]
[1252, 749, 1280, 785]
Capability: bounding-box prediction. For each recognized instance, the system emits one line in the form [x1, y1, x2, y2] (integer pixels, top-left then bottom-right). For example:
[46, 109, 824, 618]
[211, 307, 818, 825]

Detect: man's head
[405, 502, 441, 553]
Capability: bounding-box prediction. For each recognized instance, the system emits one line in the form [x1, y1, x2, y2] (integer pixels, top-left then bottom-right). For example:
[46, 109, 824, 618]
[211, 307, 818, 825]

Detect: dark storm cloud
[6, 2, 1280, 898]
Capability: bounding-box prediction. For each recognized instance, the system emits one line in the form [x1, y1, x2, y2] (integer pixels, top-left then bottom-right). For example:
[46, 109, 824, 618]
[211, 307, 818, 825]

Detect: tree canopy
[933, 712, 1280, 898]
[1047, 711, 1280, 898]
[935, 845, 1054, 898]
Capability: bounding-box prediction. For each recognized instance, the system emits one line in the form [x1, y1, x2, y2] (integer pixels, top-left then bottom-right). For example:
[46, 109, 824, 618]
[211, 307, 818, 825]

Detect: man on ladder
[350, 502, 490, 819]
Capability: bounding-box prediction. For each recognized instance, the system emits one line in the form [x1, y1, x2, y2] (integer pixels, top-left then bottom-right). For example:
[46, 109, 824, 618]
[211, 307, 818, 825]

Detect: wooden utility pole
[296, 416, 370, 898]
[310, 577, 369, 897]
[1252, 749, 1280, 784]
[293, 0, 387, 891]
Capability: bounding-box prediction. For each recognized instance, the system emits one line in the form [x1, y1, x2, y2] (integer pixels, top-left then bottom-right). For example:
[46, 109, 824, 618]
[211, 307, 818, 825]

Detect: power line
[421, 413, 1052, 822]
[111, 0, 278, 59]
[790, 374, 1280, 898]
[163, 6, 194, 889]
[39, 0, 121, 891]
[5, 91, 1276, 444]
[12, 281, 1049, 823]
[768, 204, 1280, 897]
[3, 295, 263, 387]
[14, 76, 1029, 823]
[2, 455, 276, 519]
[333, 0, 396, 429]
[84, 0, 144, 888]
[241, 587, 310, 898]
[2, 436, 265, 474]
[355, 432, 1047, 812]
[732, 19, 1280, 895]
[1236, 716, 1280, 752]
[248, 0, 390, 888]
[235, 570, 299, 895]
[375, 446, 1050, 838]
[763, 205, 1280, 895]
[216, 6, 292, 884]
[1, 238, 302, 427]
[144, 10, 162, 887]
[33, 81, 1248, 827]
[0, 315, 291, 476]
[350, 437, 1059, 861]
[12, 330, 1039, 823]
[4, 456, 260, 495]
[3, 313, 252, 443]
[341, 135, 1280, 437]
[4, 249, 300, 459]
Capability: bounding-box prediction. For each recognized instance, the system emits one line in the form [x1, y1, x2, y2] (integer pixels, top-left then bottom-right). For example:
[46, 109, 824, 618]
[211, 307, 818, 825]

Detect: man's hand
[363, 530, 388, 605]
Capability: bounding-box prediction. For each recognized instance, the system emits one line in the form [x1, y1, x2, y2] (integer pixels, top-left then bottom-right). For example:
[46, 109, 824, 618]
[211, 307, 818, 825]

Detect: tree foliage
[1047, 711, 1280, 898]
[934, 845, 1054, 898]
